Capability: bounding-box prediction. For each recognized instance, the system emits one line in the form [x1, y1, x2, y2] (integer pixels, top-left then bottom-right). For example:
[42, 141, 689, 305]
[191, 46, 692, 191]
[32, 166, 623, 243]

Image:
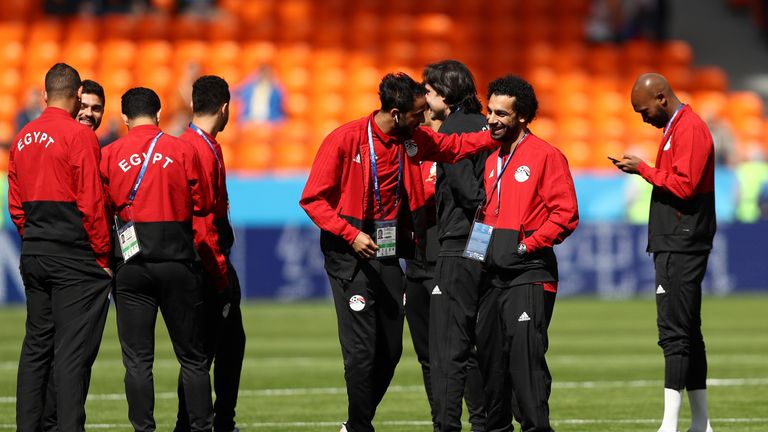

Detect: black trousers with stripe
[476, 282, 556, 432]
[114, 260, 213, 432]
[16, 255, 111, 432]
[329, 259, 405, 432]
[176, 259, 246, 432]
[654, 251, 710, 391]
[429, 256, 487, 432]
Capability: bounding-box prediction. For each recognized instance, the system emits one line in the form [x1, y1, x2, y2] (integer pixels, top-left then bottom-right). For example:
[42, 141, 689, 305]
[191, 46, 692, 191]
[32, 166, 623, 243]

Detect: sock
[687, 389, 712, 432]
[659, 388, 683, 432]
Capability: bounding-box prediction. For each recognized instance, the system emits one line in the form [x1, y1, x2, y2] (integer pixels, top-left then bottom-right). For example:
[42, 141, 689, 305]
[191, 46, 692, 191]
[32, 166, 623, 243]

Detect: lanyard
[189, 123, 221, 168]
[367, 120, 402, 219]
[128, 132, 163, 205]
[662, 104, 685, 144]
[486, 132, 528, 215]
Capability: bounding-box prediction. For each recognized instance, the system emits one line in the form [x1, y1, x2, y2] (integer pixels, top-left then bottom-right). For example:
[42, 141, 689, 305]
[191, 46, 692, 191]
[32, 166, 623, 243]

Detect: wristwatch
[516, 242, 527, 256]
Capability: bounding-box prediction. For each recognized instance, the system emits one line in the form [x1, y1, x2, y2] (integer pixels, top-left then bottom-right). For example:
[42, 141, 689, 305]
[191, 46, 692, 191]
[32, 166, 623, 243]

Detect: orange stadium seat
[0, 22, 26, 42]
[27, 19, 63, 42]
[692, 90, 728, 118]
[64, 16, 101, 42]
[661, 40, 693, 68]
[100, 39, 137, 69]
[691, 66, 729, 92]
[24, 41, 60, 71]
[657, 64, 693, 92]
[0, 41, 24, 70]
[551, 43, 587, 72]
[239, 41, 277, 72]
[234, 126, 275, 171]
[0, 93, 18, 122]
[587, 44, 620, 76]
[727, 91, 764, 119]
[136, 40, 174, 67]
[100, 14, 137, 40]
[173, 40, 209, 70]
[135, 66, 173, 97]
[0, 147, 9, 172]
[206, 13, 241, 40]
[0, 0, 34, 20]
[0, 68, 21, 96]
[622, 39, 655, 70]
[172, 16, 206, 40]
[207, 41, 241, 68]
[136, 14, 171, 40]
[61, 40, 98, 71]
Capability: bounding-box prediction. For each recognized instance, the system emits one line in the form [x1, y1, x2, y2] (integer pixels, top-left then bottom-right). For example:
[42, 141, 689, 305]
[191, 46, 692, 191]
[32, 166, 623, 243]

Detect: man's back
[9, 106, 110, 265]
[100, 124, 212, 261]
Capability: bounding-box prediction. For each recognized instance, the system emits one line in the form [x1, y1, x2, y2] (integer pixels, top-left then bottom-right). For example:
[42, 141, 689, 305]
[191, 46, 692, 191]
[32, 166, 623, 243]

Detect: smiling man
[77, 79, 105, 131]
[472, 75, 578, 432]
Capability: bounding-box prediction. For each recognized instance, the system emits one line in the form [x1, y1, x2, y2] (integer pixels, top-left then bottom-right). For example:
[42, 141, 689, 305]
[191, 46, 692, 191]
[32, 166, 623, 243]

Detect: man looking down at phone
[612, 73, 716, 432]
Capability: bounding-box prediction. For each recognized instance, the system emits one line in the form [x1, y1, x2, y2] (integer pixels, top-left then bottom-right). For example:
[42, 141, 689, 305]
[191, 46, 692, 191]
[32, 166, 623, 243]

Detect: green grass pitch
[0, 296, 766, 431]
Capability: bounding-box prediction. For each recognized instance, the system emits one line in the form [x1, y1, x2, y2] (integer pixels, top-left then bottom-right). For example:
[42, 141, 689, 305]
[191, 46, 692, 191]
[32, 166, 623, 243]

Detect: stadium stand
[0, 0, 766, 171]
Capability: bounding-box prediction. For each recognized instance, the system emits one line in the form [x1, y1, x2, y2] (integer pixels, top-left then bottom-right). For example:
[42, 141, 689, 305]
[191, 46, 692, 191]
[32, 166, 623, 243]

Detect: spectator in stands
[735, 145, 768, 222]
[233, 65, 286, 125]
[613, 73, 715, 432]
[586, 0, 667, 42]
[15, 89, 44, 132]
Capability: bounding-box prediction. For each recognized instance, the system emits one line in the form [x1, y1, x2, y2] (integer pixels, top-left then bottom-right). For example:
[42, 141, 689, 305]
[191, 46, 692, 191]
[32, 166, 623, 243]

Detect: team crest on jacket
[349, 295, 366, 312]
[404, 139, 418, 157]
[514, 165, 531, 182]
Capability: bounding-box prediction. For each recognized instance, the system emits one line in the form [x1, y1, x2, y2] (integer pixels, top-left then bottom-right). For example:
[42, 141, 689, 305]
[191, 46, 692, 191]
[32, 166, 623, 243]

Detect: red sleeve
[193, 214, 229, 292]
[186, 143, 214, 217]
[523, 150, 579, 253]
[190, 141, 228, 292]
[72, 129, 112, 267]
[7, 148, 25, 236]
[412, 127, 498, 163]
[636, 123, 711, 200]
[299, 133, 360, 244]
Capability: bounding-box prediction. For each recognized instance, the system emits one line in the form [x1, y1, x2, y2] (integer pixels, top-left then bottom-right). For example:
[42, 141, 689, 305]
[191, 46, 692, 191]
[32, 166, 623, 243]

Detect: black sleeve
[440, 152, 487, 211]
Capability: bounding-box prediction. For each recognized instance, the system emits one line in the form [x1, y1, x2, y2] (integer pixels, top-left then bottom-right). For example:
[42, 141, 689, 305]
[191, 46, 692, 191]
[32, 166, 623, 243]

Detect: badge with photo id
[374, 220, 397, 258]
[463, 210, 493, 262]
[116, 216, 140, 262]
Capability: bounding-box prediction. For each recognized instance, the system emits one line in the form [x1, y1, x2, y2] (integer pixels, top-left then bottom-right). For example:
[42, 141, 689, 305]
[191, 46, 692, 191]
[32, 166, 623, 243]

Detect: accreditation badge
[463, 208, 493, 262]
[115, 215, 140, 262]
[374, 220, 397, 258]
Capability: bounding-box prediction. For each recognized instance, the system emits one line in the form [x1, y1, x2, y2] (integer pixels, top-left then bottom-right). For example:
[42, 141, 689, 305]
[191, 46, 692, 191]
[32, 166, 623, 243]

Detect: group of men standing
[301, 63, 716, 432]
[8, 62, 245, 432]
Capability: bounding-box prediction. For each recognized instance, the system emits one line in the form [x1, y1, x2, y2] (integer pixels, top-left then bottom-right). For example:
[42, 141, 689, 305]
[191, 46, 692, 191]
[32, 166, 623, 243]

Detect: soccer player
[299, 72, 500, 432]
[77, 79, 105, 131]
[9, 62, 113, 432]
[423, 59, 488, 432]
[100, 87, 215, 432]
[174, 75, 246, 432]
[613, 73, 715, 432]
[473, 75, 578, 432]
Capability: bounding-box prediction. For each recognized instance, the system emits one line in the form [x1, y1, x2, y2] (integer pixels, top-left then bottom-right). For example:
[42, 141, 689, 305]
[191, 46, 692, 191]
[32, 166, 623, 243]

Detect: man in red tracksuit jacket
[100, 87, 215, 432]
[175, 75, 246, 432]
[9, 63, 113, 432]
[472, 76, 579, 432]
[614, 73, 716, 432]
[300, 72, 500, 432]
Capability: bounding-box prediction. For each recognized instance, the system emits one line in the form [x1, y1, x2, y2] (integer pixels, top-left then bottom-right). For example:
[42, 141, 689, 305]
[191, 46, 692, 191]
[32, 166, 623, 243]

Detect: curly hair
[487, 75, 538, 123]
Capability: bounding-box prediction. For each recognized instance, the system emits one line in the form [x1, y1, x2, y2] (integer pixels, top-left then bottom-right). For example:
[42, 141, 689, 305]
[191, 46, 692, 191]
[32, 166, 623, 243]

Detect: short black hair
[487, 75, 538, 123]
[121, 87, 161, 120]
[423, 60, 483, 114]
[379, 72, 426, 112]
[192, 75, 230, 115]
[44, 63, 81, 99]
[81, 79, 105, 104]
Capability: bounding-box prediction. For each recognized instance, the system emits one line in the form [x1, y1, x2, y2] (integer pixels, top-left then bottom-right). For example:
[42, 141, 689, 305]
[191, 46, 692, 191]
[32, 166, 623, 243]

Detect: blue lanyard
[128, 132, 163, 204]
[662, 104, 685, 144]
[367, 120, 402, 219]
[189, 123, 221, 168]
[487, 132, 528, 214]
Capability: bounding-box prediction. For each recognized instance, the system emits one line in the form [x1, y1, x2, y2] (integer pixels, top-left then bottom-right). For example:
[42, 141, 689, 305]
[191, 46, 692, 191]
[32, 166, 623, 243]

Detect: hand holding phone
[607, 156, 620, 163]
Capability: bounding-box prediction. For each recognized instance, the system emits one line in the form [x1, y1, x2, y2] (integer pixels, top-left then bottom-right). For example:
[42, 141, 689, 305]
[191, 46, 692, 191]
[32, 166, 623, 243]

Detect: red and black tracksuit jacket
[636, 105, 716, 252]
[482, 133, 579, 287]
[300, 111, 498, 280]
[8, 107, 111, 267]
[100, 125, 213, 262]
[179, 126, 233, 290]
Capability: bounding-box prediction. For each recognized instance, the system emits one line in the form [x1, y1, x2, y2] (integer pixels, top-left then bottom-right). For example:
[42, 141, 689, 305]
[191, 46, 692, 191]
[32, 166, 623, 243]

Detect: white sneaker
[339, 422, 348, 432]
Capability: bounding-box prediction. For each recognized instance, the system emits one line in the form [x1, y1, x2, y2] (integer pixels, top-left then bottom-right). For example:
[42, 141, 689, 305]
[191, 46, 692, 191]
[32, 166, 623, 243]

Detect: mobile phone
[607, 156, 620, 163]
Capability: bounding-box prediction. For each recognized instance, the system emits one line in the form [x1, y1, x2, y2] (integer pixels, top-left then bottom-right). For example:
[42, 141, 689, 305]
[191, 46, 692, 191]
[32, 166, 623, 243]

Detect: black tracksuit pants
[329, 259, 405, 432]
[654, 251, 710, 391]
[404, 271, 437, 429]
[114, 260, 213, 432]
[476, 282, 556, 432]
[430, 255, 487, 432]
[176, 259, 246, 432]
[16, 255, 111, 432]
